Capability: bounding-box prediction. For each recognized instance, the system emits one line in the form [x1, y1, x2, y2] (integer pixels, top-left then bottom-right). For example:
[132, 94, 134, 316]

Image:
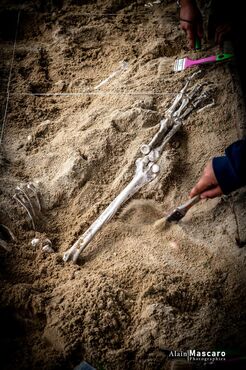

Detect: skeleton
[63, 71, 213, 263]
[13, 182, 42, 230]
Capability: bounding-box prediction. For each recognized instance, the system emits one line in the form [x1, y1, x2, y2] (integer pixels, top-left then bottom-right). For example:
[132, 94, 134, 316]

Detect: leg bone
[16, 186, 37, 219]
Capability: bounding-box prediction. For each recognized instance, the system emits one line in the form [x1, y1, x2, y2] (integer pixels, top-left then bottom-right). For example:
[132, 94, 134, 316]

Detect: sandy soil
[0, 1, 246, 369]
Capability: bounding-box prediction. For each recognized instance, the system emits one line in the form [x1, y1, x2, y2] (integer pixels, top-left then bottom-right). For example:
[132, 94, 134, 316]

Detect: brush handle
[187, 55, 217, 68]
[194, 36, 201, 50]
[179, 195, 201, 211]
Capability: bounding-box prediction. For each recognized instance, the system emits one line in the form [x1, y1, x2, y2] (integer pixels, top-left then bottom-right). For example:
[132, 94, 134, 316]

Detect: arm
[178, 0, 203, 49]
[190, 139, 246, 198]
[213, 139, 246, 194]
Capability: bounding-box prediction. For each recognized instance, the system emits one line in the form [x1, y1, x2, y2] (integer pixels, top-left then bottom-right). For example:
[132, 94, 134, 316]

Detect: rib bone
[13, 182, 43, 230]
[13, 193, 36, 230]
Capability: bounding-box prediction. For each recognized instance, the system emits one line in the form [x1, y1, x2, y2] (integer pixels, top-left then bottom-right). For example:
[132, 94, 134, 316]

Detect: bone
[140, 118, 171, 155]
[16, 186, 37, 219]
[63, 71, 211, 263]
[13, 183, 43, 230]
[13, 193, 36, 230]
[197, 99, 215, 113]
[63, 157, 158, 263]
[166, 72, 196, 117]
[42, 245, 54, 253]
[31, 238, 40, 247]
[27, 183, 42, 212]
[94, 61, 128, 90]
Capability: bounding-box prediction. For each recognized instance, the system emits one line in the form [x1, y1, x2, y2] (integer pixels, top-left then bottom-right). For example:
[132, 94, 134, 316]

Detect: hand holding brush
[165, 161, 222, 223]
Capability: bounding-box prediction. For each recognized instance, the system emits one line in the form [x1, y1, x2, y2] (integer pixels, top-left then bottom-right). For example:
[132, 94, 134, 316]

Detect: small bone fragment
[42, 245, 54, 253]
[31, 238, 40, 247]
[140, 118, 171, 155]
[197, 99, 215, 113]
[16, 186, 37, 217]
[152, 164, 160, 173]
[155, 120, 182, 157]
[43, 238, 52, 246]
[94, 61, 128, 90]
[13, 182, 43, 230]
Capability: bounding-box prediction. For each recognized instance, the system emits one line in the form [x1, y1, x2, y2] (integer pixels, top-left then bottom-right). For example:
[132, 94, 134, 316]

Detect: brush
[165, 195, 201, 223]
[194, 36, 201, 51]
[174, 53, 233, 72]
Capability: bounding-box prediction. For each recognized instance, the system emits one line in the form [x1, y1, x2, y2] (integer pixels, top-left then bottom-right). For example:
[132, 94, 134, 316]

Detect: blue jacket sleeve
[212, 139, 246, 195]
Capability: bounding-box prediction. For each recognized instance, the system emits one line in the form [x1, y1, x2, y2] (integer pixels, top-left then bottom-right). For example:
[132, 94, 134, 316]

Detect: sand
[0, 1, 246, 369]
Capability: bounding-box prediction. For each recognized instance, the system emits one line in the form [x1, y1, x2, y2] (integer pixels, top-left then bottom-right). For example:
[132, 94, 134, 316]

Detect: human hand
[190, 160, 223, 199]
[215, 23, 232, 47]
[179, 3, 203, 49]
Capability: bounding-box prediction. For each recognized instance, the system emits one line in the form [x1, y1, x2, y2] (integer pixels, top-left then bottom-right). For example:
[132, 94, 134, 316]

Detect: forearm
[213, 139, 246, 194]
[179, 0, 197, 7]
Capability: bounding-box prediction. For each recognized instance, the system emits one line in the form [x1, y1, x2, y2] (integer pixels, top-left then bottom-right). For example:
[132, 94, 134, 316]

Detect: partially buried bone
[13, 182, 42, 230]
[63, 71, 213, 263]
[63, 157, 159, 263]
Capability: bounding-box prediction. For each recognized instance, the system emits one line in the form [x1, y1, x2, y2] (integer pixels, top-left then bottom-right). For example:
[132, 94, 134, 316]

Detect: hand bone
[63, 70, 212, 263]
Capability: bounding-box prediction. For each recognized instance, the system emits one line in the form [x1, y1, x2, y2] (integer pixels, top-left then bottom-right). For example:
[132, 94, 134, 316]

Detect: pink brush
[174, 53, 233, 72]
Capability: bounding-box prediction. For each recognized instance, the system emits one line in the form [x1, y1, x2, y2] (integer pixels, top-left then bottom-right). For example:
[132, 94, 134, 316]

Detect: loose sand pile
[0, 1, 246, 369]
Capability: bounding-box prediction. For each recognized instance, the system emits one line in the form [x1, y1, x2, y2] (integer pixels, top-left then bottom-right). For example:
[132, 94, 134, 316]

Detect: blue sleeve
[212, 139, 246, 194]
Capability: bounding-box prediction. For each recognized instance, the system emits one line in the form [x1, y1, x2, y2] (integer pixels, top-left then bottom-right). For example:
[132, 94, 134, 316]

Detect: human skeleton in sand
[63, 71, 214, 263]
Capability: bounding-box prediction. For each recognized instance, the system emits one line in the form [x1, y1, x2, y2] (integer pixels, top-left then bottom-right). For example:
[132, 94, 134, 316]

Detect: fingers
[180, 22, 195, 49]
[189, 175, 211, 198]
[180, 21, 203, 49]
[197, 22, 203, 39]
[190, 160, 222, 199]
[186, 28, 195, 49]
[190, 183, 222, 199]
[215, 24, 232, 46]
[200, 186, 222, 199]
